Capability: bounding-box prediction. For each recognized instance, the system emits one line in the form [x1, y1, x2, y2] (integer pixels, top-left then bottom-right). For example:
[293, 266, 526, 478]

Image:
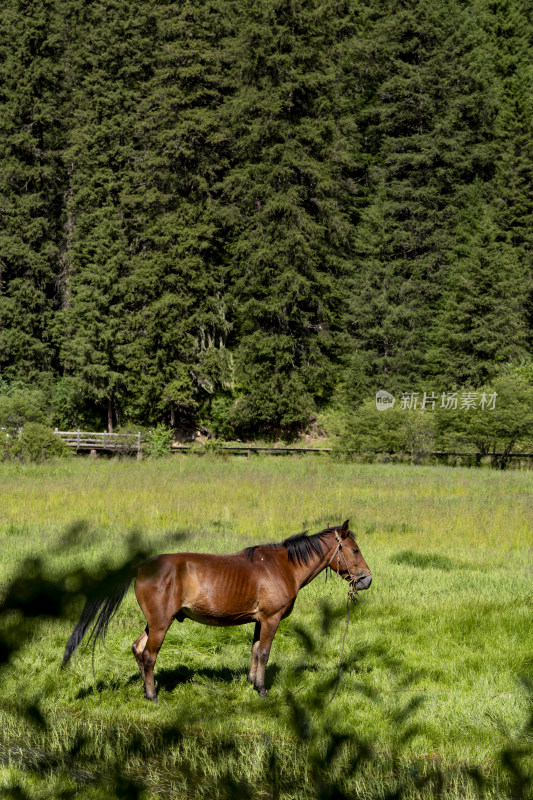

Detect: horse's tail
[62, 571, 134, 667]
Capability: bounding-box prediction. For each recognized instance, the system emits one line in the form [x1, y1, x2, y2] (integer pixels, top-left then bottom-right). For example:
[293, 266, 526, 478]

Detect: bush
[146, 425, 173, 457]
[0, 387, 49, 430]
[341, 364, 533, 465]
[190, 437, 226, 456]
[342, 399, 435, 457]
[6, 423, 69, 462]
[433, 364, 533, 465]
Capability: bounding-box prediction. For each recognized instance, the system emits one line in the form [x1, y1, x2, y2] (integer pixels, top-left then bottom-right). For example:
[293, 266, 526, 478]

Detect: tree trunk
[107, 396, 113, 434]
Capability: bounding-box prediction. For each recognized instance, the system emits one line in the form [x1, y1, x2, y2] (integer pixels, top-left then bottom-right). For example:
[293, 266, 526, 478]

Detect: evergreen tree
[0, 0, 66, 382]
[427, 184, 528, 384]
[349, 0, 502, 391]
[121, 0, 235, 429]
[0, 0, 530, 436]
[58, 0, 156, 430]
[427, 0, 531, 384]
[220, 0, 361, 436]
[481, 0, 533, 349]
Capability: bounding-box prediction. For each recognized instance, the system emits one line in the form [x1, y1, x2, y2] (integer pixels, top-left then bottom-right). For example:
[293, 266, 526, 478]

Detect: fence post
[77, 429, 80, 449]
[137, 432, 142, 460]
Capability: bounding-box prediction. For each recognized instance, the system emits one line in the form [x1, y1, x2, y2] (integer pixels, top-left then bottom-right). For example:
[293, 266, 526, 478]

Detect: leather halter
[327, 531, 371, 598]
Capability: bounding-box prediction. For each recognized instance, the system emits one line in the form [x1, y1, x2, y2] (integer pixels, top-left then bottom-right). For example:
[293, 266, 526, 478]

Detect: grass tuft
[0, 457, 531, 798]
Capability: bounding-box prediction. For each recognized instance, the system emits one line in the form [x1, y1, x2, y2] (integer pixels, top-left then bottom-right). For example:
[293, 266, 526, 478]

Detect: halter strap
[327, 531, 371, 591]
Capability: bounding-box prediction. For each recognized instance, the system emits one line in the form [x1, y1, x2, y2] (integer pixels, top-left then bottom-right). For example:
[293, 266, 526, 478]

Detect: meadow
[0, 456, 531, 799]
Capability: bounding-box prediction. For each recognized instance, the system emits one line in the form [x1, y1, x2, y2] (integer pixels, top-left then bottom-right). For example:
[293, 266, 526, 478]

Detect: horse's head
[330, 520, 372, 591]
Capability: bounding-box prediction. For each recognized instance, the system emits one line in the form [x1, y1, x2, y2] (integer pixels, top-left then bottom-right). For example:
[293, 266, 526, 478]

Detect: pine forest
[0, 0, 531, 447]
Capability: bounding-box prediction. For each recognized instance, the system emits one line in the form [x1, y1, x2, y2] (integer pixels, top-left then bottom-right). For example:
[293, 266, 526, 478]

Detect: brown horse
[63, 520, 371, 701]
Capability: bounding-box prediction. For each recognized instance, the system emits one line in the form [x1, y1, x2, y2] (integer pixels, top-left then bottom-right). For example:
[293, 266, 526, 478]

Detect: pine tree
[427, 0, 531, 384]
[58, 0, 156, 430]
[427, 184, 528, 384]
[481, 0, 533, 349]
[0, 0, 66, 383]
[120, 0, 235, 429]
[0, 0, 530, 435]
[349, 0, 502, 391]
[219, 0, 361, 436]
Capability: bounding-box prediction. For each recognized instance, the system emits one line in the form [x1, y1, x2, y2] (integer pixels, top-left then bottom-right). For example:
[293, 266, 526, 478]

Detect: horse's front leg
[254, 614, 282, 697]
[248, 622, 261, 685]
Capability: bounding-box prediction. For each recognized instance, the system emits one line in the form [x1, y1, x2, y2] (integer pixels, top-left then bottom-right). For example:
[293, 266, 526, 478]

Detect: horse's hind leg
[132, 626, 148, 687]
[142, 623, 171, 703]
[134, 559, 179, 702]
[248, 622, 261, 685]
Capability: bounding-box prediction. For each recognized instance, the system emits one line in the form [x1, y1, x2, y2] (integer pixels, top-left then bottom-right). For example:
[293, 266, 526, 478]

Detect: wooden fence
[170, 443, 533, 465]
[54, 430, 142, 454]
[49, 431, 533, 465]
[171, 444, 332, 455]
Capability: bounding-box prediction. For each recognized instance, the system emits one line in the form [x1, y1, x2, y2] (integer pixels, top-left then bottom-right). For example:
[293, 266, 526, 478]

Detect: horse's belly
[181, 607, 256, 627]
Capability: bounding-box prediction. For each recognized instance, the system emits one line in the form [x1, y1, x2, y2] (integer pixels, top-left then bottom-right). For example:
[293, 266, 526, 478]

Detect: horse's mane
[244, 527, 337, 566]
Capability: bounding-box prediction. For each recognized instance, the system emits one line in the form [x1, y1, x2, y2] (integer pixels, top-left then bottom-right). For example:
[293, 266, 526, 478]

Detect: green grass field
[0, 457, 531, 798]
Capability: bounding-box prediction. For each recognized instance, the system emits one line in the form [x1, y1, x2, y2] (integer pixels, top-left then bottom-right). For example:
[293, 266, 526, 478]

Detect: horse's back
[135, 551, 293, 626]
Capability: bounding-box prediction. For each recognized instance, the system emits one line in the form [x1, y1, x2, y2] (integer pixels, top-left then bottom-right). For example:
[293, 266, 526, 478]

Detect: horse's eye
[352, 548, 359, 555]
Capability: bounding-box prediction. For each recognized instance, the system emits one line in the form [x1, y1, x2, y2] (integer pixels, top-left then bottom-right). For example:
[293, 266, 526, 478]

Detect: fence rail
[171, 444, 333, 454]
[171, 444, 533, 460]
[54, 430, 142, 453]
[44, 431, 533, 463]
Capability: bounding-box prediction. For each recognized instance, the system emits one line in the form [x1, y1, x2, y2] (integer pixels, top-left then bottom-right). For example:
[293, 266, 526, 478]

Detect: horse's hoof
[144, 693, 158, 704]
[258, 688, 268, 698]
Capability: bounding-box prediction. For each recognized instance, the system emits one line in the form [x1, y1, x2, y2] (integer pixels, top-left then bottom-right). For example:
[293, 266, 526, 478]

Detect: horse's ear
[341, 519, 350, 538]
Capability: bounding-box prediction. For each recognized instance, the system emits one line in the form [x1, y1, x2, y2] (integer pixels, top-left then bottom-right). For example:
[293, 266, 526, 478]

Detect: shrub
[146, 425, 173, 457]
[0, 387, 48, 430]
[433, 364, 533, 463]
[8, 423, 69, 462]
[342, 399, 435, 457]
[190, 437, 226, 456]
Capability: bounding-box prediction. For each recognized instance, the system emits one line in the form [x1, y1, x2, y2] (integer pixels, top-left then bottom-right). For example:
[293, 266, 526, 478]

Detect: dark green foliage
[349, 0, 512, 389]
[2, 422, 68, 461]
[0, 0, 66, 382]
[427, 189, 528, 384]
[57, 0, 157, 432]
[0, 0, 530, 438]
[218, 0, 360, 436]
[121, 0, 235, 429]
[481, 0, 533, 350]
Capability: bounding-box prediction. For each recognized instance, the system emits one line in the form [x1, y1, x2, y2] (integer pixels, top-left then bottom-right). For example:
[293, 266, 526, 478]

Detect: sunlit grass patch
[0, 457, 531, 798]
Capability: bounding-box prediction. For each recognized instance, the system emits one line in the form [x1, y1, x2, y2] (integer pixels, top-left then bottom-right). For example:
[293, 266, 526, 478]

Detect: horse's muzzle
[355, 573, 372, 591]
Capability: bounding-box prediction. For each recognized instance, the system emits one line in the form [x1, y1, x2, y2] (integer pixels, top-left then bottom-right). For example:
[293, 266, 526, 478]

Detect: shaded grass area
[0, 458, 531, 798]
